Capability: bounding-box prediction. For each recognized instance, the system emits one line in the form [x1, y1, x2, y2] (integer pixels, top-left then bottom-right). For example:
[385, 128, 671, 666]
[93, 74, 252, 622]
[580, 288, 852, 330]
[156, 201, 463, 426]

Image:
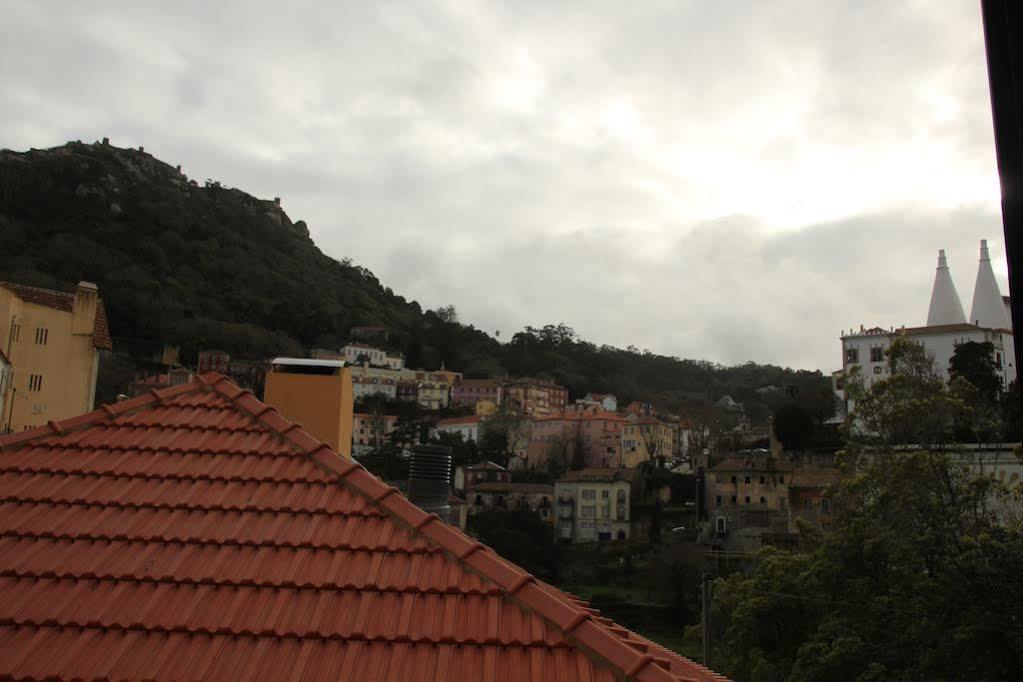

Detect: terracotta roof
[0, 281, 112, 351]
[0, 373, 725, 681]
[471, 482, 555, 495]
[436, 415, 482, 427]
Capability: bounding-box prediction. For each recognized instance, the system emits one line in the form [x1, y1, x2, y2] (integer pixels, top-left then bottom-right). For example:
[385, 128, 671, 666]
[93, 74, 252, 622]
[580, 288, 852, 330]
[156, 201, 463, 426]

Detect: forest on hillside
[0, 141, 834, 420]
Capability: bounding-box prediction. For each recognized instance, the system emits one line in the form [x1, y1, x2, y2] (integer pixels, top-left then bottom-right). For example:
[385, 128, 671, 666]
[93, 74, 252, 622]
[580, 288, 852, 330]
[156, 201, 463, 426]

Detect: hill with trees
[0, 140, 833, 419]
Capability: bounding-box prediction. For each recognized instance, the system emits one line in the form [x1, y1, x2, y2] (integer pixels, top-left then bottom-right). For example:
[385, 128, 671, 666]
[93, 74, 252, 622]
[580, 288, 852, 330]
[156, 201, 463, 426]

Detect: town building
[352, 411, 399, 455]
[574, 392, 618, 412]
[529, 409, 628, 469]
[461, 460, 513, 489]
[0, 348, 9, 433]
[622, 416, 674, 468]
[128, 367, 195, 397]
[0, 281, 112, 432]
[837, 242, 1016, 414]
[351, 374, 397, 402]
[419, 366, 462, 386]
[452, 378, 504, 409]
[504, 378, 568, 416]
[340, 342, 404, 369]
[0, 373, 725, 681]
[703, 451, 842, 552]
[468, 482, 555, 522]
[263, 357, 354, 458]
[435, 414, 482, 442]
[555, 468, 632, 543]
[197, 348, 230, 374]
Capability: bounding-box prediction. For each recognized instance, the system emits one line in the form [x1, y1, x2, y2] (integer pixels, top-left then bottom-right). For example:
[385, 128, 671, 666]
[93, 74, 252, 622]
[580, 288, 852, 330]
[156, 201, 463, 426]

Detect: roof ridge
[195, 373, 719, 681]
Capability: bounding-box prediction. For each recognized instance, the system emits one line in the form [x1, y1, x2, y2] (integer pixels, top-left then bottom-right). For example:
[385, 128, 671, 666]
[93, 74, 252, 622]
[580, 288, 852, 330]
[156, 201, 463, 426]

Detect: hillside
[0, 140, 833, 420]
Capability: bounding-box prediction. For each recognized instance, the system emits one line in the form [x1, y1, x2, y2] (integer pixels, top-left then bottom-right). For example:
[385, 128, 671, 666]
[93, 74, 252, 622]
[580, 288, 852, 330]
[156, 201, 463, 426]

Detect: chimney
[274, 197, 281, 206]
[408, 444, 452, 523]
[102, 137, 109, 145]
[969, 239, 1010, 329]
[138, 146, 145, 153]
[926, 249, 967, 326]
[176, 165, 182, 173]
[71, 282, 99, 337]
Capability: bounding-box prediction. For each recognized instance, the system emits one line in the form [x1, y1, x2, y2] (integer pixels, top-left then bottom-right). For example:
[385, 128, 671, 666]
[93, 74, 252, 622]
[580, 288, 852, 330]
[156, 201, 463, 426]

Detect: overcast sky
[0, 1, 1008, 372]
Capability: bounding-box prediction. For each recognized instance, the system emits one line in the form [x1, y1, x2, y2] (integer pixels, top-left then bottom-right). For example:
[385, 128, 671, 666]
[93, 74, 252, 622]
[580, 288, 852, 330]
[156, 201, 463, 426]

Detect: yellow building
[621, 416, 674, 468]
[263, 358, 354, 459]
[555, 468, 632, 543]
[0, 281, 112, 433]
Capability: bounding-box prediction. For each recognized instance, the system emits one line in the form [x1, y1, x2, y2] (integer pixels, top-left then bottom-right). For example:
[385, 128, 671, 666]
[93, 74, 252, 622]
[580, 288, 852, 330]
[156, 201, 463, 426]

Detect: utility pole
[701, 572, 711, 667]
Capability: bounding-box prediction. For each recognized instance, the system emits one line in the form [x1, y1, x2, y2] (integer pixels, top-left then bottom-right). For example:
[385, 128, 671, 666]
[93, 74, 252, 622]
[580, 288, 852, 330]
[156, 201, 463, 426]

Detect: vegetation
[707, 337, 1023, 681]
[0, 141, 833, 420]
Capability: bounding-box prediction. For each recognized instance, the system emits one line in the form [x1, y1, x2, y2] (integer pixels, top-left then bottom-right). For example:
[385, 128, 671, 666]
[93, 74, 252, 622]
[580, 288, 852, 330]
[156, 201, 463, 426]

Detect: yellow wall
[264, 366, 354, 459]
[0, 289, 100, 432]
[621, 422, 673, 468]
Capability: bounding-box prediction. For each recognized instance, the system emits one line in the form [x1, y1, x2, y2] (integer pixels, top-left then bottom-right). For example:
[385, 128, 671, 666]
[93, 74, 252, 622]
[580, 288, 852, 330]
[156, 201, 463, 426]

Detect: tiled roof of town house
[559, 468, 634, 483]
[0, 281, 113, 351]
[436, 415, 482, 427]
[471, 482, 556, 495]
[0, 373, 727, 681]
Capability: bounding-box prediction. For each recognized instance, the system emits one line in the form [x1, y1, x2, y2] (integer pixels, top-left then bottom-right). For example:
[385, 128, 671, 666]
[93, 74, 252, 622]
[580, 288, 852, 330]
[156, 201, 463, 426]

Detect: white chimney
[926, 249, 967, 326]
[969, 240, 1010, 330]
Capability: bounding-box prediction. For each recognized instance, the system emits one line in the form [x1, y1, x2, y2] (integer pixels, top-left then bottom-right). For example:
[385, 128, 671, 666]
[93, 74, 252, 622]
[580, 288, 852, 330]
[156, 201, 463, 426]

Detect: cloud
[0, 0, 1007, 371]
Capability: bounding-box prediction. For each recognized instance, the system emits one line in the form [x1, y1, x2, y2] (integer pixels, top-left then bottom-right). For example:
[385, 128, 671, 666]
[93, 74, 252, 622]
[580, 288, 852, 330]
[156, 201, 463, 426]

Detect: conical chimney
[926, 250, 967, 326]
[969, 240, 1010, 329]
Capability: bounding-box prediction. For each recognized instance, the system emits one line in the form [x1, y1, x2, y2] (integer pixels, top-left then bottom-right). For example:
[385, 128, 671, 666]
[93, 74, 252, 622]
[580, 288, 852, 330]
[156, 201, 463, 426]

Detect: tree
[709, 336, 1023, 681]
[771, 404, 815, 452]
[478, 403, 528, 468]
[949, 341, 1002, 404]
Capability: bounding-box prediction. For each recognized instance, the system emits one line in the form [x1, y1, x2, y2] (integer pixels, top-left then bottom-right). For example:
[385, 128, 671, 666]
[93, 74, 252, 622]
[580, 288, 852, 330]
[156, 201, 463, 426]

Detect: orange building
[505, 378, 568, 416]
[263, 358, 354, 459]
[529, 408, 626, 469]
[0, 281, 112, 432]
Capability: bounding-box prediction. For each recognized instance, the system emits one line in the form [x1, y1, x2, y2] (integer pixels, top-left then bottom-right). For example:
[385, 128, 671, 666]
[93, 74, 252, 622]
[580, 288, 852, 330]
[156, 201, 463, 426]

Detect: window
[873, 366, 882, 374]
[804, 499, 812, 510]
[715, 495, 722, 507]
[845, 348, 859, 364]
[779, 475, 784, 484]
[759, 475, 765, 484]
[28, 374, 43, 391]
[601, 490, 609, 499]
[582, 490, 596, 500]
[601, 503, 610, 517]
[744, 475, 751, 484]
[730, 475, 737, 484]
[616, 489, 625, 503]
[581, 505, 596, 518]
[744, 496, 751, 504]
[11, 322, 21, 342]
[822, 498, 830, 511]
[715, 517, 727, 533]
[870, 346, 884, 362]
[759, 496, 766, 504]
[996, 352, 1003, 367]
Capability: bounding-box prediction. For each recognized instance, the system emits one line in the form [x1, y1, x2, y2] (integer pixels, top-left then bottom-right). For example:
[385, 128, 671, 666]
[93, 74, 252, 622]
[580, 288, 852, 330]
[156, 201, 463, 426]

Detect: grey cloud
[0, 0, 1006, 371]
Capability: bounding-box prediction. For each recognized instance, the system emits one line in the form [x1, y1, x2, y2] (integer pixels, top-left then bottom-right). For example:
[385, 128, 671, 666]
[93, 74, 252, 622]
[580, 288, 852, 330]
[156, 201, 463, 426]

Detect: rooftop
[471, 482, 556, 495]
[270, 356, 346, 368]
[437, 415, 483, 427]
[1, 281, 112, 350]
[0, 374, 724, 681]
[559, 468, 634, 483]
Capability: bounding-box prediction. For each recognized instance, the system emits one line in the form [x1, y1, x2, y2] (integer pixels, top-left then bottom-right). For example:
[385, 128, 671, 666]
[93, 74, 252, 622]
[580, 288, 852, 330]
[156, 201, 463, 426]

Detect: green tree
[710, 336, 1023, 681]
[948, 340, 1002, 404]
[771, 403, 816, 452]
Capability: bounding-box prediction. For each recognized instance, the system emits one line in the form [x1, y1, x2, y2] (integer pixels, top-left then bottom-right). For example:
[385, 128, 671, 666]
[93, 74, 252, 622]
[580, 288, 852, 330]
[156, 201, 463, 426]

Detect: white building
[836, 241, 1015, 413]
[341, 343, 404, 370]
[554, 468, 631, 543]
[434, 415, 482, 442]
[352, 375, 397, 402]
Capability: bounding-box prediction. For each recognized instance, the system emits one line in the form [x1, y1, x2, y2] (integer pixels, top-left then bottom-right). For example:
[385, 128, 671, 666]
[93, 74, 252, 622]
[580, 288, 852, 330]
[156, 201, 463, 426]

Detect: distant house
[621, 416, 673, 468]
[452, 378, 504, 409]
[529, 408, 627, 469]
[341, 342, 404, 370]
[435, 414, 482, 442]
[575, 392, 617, 412]
[469, 482, 555, 523]
[555, 468, 632, 543]
[128, 367, 195, 397]
[352, 412, 399, 455]
[463, 461, 512, 488]
[715, 395, 744, 413]
[0, 280, 112, 432]
[504, 378, 568, 416]
[351, 375, 397, 401]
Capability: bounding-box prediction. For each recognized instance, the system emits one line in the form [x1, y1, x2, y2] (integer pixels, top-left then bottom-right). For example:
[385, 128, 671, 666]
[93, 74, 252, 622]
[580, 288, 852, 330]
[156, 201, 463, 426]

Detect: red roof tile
[0, 281, 113, 351]
[0, 373, 727, 681]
